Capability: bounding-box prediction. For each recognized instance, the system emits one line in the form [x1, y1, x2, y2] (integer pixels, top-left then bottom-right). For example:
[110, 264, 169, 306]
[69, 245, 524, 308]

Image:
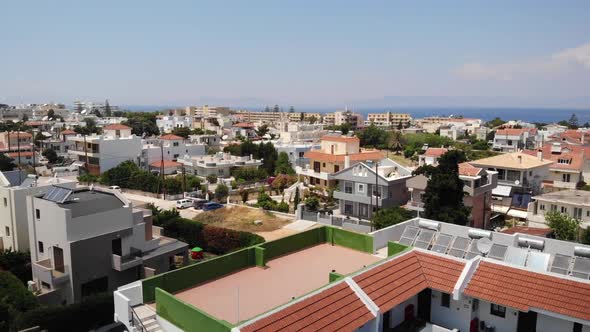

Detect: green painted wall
[387, 241, 408, 256]
[327, 227, 374, 254]
[329, 271, 344, 283]
[255, 246, 266, 267]
[143, 247, 255, 302]
[260, 227, 326, 260]
[156, 288, 232, 332]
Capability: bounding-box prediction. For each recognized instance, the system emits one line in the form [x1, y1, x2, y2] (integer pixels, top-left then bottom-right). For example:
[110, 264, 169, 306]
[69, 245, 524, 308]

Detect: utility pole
[17, 130, 22, 183]
[372, 161, 380, 232]
[83, 134, 89, 181]
[31, 129, 36, 175]
[182, 164, 187, 193]
[160, 142, 166, 200]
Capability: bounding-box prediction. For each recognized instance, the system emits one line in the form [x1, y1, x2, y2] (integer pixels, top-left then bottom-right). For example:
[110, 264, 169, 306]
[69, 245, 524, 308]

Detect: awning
[492, 185, 512, 197]
[506, 209, 528, 219]
[71, 161, 85, 167]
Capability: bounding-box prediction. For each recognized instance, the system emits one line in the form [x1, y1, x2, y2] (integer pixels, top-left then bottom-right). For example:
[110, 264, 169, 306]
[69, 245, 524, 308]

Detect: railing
[130, 306, 148, 332]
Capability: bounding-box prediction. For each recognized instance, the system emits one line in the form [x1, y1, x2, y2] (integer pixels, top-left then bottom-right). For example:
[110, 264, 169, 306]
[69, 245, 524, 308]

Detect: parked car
[176, 199, 193, 209]
[192, 198, 209, 210]
[202, 202, 224, 211]
[109, 186, 121, 191]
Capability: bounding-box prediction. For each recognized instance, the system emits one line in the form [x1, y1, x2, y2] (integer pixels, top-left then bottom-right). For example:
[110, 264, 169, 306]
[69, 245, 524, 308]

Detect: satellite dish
[477, 237, 493, 255]
[514, 180, 520, 185]
[81, 110, 87, 114]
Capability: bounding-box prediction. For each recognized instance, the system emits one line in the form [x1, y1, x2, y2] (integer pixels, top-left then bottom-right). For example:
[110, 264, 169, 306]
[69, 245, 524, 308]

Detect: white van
[176, 199, 193, 209]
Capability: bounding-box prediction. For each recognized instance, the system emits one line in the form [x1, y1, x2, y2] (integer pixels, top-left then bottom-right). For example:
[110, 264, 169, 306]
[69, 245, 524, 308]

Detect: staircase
[131, 305, 163, 332]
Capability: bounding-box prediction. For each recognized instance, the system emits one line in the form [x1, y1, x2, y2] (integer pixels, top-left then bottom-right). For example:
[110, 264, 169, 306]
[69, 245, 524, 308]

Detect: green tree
[372, 207, 415, 230]
[486, 117, 506, 128]
[568, 113, 579, 129]
[171, 127, 191, 139]
[545, 210, 580, 241]
[471, 139, 489, 150]
[42, 148, 58, 164]
[214, 183, 229, 201]
[0, 249, 32, 285]
[304, 196, 320, 211]
[294, 187, 300, 206]
[46, 109, 55, 120]
[122, 112, 160, 137]
[255, 124, 270, 137]
[0, 271, 40, 331]
[104, 99, 112, 117]
[206, 174, 218, 184]
[415, 150, 470, 225]
[275, 152, 295, 175]
[0, 154, 16, 172]
[388, 131, 405, 154]
[357, 124, 389, 148]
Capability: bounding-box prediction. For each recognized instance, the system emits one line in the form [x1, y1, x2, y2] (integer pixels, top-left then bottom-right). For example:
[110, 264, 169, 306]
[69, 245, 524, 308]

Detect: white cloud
[455, 42, 590, 80]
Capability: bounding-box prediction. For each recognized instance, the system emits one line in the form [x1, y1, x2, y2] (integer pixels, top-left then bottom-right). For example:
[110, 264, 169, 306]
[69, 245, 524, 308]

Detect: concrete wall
[536, 313, 574, 332]
[430, 290, 473, 332]
[389, 296, 417, 328]
[98, 136, 142, 173]
[477, 300, 518, 332]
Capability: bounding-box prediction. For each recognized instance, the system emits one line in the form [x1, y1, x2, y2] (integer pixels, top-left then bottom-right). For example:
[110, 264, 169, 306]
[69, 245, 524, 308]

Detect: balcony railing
[112, 254, 143, 271]
[32, 258, 70, 288]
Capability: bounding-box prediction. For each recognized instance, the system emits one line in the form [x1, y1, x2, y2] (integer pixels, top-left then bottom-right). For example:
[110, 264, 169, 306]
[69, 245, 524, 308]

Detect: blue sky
[1, 1, 590, 108]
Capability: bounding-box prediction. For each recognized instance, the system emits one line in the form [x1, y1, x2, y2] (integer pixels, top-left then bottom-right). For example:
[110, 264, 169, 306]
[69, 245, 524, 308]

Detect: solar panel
[488, 244, 508, 261]
[465, 239, 483, 260]
[414, 229, 436, 249]
[43, 186, 73, 203]
[550, 254, 572, 275]
[572, 257, 590, 279]
[526, 251, 550, 272]
[431, 233, 453, 254]
[398, 226, 419, 246]
[448, 236, 470, 258]
[505, 247, 528, 266]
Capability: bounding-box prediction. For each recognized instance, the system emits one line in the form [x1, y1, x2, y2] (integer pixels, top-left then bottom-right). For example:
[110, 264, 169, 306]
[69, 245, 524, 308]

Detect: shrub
[215, 183, 229, 201]
[0, 271, 40, 331]
[271, 174, 296, 193]
[152, 207, 179, 227]
[16, 292, 113, 332]
[0, 249, 32, 285]
[206, 174, 218, 184]
[277, 200, 290, 213]
[77, 174, 99, 184]
[304, 196, 320, 211]
[162, 217, 204, 247]
[239, 188, 249, 203]
[231, 167, 268, 182]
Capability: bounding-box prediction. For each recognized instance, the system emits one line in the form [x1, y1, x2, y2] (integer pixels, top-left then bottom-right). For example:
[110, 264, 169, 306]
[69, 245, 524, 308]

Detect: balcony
[112, 253, 143, 272]
[32, 258, 70, 287]
[295, 166, 330, 180]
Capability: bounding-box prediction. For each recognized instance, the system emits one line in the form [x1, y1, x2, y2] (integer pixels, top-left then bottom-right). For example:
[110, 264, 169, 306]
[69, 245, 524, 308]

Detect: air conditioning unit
[28, 280, 38, 293]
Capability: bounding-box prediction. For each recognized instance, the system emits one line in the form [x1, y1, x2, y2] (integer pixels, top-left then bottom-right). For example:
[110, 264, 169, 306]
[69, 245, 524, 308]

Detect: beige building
[364, 112, 411, 128]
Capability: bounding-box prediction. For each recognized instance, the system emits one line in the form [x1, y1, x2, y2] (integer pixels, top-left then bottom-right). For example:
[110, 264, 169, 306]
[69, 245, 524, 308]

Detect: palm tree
[388, 131, 405, 154]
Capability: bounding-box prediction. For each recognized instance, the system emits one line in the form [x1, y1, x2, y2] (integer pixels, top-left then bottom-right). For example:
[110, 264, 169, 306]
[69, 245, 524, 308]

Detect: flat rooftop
[57, 189, 125, 217]
[172, 243, 380, 324]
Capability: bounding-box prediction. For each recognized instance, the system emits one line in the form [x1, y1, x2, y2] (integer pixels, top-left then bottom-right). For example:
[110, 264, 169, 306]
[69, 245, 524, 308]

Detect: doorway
[417, 289, 432, 322]
[53, 247, 65, 273]
[517, 311, 537, 332]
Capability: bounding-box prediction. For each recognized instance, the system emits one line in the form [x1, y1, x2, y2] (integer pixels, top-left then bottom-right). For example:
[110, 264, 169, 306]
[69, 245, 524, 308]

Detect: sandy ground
[173, 243, 381, 324]
[193, 205, 292, 233]
[255, 228, 299, 241]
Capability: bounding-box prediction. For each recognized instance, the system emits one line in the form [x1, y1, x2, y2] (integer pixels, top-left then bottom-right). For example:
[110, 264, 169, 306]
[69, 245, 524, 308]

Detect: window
[357, 183, 365, 194]
[322, 163, 326, 167]
[36, 209, 40, 219]
[345, 182, 353, 194]
[574, 207, 582, 220]
[539, 204, 545, 211]
[3, 197, 6, 207]
[550, 205, 557, 211]
[38, 241, 44, 253]
[561, 206, 567, 213]
[5, 226, 9, 236]
[587, 210, 590, 217]
[490, 304, 506, 318]
[563, 173, 571, 182]
[441, 293, 450, 308]
[173, 142, 179, 147]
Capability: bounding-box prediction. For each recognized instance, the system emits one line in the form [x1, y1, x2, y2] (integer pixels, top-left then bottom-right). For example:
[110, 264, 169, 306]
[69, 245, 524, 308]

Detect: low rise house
[418, 147, 448, 167]
[0, 171, 75, 251]
[156, 115, 193, 133]
[297, 134, 383, 190]
[39, 129, 76, 158]
[114, 219, 590, 332]
[523, 143, 585, 191]
[406, 162, 498, 228]
[492, 127, 539, 152]
[141, 134, 205, 168]
[67, 124, 143, 175]
[178, 152, 262, 178]
[331, 158, 412, 219]
[231, 122, 257, 139]
[28, 186, 188, 305]
[527, 190, 590, 228]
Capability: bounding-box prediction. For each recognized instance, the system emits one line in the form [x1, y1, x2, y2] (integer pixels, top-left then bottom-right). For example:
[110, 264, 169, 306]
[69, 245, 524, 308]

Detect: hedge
[0, 271, 40, 331]
[16, 292, 113, 332]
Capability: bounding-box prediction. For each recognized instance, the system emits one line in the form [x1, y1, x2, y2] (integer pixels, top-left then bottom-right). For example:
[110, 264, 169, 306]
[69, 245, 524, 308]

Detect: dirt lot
[193, 205, 292, 233]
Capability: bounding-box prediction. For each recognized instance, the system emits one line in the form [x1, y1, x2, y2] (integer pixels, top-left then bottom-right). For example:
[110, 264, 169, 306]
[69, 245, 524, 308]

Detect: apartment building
[233, 110, 302, 123]
[0, 131, 39, 166]
[415, 117, 483, 134]
[28, 186, 188, 305]
[141, 134, 206, 168]
[297, 134, 383, 190]
[527, 189, 590, 227]
[231, 122, 257, 139]
[155, 115, 192, 133]
[67, 124, 142, 175]
[114, 218, 590, 332]
[178, 152, 262, 178]
[523, 143, 585, 191]
[322, 110, 363, 129]
[331, 158, 412, 219]
[39, 129, 77, 158]
[364, 112, 411, 128]
[406, 162, 498, 229]
[278, 122, 326, 144]
[492, 128, 539, 152]
[0, 171, 75, 251]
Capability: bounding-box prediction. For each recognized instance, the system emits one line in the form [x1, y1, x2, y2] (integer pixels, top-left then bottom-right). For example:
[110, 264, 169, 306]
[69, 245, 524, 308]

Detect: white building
[156, 115, 193, 134]
[0, 171, 75, 251]
[141, 134, 206, 168]
[492, 128, 539, 152]
[527, 189, 590, 228]
[28, 186, 188, 305]
[67, 124, 143, 175]
[178, 152, 262, 178]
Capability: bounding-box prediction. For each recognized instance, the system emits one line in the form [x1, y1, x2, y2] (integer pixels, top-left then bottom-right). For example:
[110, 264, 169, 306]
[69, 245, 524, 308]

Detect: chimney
[344, 154, 350, 168]
[518, 155, 523, 164]
[537, 149, 543, 161]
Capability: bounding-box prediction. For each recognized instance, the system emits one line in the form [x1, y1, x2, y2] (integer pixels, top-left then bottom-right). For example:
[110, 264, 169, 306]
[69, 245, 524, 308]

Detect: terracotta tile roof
[470, 152, 554, 170]
[495, 128, 537, 136]
[464, 261, 590, 321]
[159, 134, 184, 140]
[458, 162, 483, 177]
[103, 124, 131, 130]
[241, 282, 374, 332]
[320, 135, 360, 143]
[3, 131, 32, 138]
[352, 251, 464, 313]
[60, 129, 76, 135]
[304, 150, 384, 163]
[522, 144, 585, 172]
[5, 151, 35, 157]
[149, 160, 182, 168]
[423, 147, 448, 158]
